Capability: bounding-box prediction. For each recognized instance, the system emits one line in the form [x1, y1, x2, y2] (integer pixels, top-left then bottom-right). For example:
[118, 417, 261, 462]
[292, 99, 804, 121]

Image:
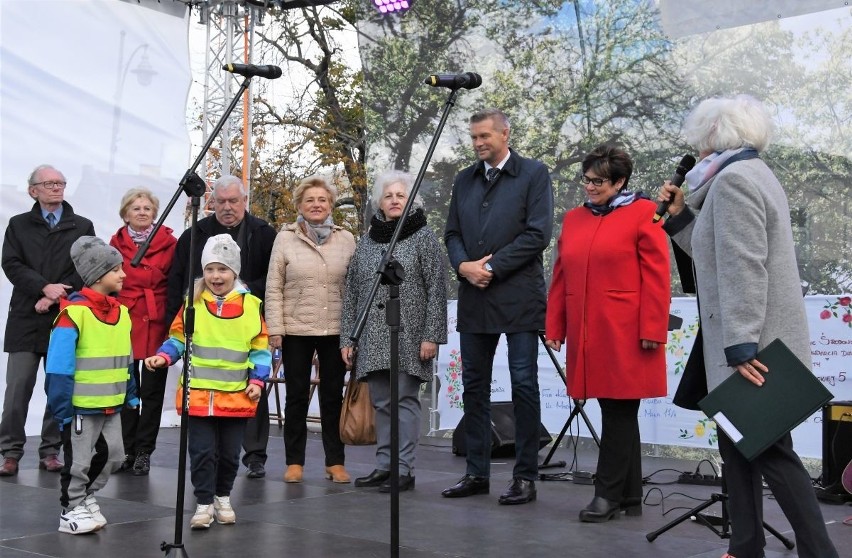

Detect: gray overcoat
[666, 158, 810, 391]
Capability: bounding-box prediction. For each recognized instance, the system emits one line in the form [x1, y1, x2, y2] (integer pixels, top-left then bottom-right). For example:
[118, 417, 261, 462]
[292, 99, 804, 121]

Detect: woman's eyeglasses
[580, 175, 611, 187]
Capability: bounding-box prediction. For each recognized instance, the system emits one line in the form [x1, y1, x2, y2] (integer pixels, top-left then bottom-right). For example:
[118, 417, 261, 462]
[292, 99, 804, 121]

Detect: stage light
[372, 0, 412, 14]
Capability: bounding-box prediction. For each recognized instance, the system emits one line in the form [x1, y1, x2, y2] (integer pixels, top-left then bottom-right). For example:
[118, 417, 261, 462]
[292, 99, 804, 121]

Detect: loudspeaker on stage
[452, 401, 552, 458]
[821, 401, 852, 492]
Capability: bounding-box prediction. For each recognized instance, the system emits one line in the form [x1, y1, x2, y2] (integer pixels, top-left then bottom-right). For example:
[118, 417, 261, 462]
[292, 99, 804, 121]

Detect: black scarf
[369, 208, 427, 244]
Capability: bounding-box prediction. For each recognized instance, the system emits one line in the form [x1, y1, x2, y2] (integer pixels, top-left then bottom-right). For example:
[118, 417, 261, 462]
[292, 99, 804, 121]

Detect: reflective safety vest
[64, 305, 132, 409]
[188, 294, 262, 393]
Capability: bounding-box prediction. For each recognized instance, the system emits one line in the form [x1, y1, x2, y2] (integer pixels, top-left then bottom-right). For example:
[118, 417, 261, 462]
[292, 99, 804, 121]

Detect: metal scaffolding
[182, 0, 337, 212]
[185, 0, 265, 210]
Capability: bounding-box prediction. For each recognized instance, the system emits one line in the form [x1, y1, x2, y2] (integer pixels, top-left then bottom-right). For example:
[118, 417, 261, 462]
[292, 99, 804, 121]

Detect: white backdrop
[436, 296, 852, 459]
[0, 0, 192, 431]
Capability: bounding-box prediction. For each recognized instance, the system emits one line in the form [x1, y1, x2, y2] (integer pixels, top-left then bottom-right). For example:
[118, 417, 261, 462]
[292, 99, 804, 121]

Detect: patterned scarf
[127, 224, 154, 244]
[584, 190, 648, 216]
[297, 214, 334, 246]
[368, 207, 427, 244]
[685, 147, 757, 194]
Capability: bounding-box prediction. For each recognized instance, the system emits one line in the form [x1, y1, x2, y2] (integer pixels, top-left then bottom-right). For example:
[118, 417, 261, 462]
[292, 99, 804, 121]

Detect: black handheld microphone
[653, 154, 697, 223]
[223, 63, 283, 80]
[423, 72, 483, 90]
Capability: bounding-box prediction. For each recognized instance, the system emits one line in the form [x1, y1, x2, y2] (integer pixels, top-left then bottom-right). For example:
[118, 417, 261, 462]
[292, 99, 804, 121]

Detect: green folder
[698, 338, 834, 461]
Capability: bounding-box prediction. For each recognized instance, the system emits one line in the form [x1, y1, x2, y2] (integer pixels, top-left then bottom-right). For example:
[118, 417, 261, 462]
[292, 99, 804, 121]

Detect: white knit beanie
[200, 234, 241, 276]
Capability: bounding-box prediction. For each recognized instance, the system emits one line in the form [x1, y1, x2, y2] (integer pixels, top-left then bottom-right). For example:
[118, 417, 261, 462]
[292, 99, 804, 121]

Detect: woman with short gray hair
[659, 95, 838, 558]
[341, 170, 446, 492]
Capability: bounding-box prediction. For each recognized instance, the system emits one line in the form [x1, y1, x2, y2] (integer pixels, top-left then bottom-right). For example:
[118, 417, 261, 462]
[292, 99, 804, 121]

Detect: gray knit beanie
[70, 236, 123, 286]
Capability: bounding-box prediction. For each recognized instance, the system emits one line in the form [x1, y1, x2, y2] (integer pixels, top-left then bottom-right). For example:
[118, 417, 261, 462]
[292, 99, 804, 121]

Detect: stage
[1, 428, 849, 558]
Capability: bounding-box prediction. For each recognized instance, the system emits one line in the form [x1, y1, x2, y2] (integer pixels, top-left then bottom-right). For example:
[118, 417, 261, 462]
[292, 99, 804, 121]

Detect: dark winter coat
[2, 201, 95, 353]
[444, 149, 554, 333]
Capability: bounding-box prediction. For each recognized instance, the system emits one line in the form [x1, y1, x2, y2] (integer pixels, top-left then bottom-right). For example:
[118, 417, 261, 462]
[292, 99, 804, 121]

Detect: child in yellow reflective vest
[145, 234, 270, 530]
[47, 236, 139, 535]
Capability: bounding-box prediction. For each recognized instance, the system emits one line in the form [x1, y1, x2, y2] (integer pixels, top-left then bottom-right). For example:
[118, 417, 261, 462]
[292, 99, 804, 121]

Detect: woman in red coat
[109, 188, 176, 475]
[545, 144, 670, 522]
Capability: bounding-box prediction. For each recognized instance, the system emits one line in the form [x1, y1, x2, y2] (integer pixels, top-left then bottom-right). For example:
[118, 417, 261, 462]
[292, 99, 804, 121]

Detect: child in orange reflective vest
[145, 234, 270, 530]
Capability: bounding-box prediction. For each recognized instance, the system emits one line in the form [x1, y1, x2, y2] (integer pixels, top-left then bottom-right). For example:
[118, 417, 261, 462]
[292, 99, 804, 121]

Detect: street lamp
[109, 30, 157, 174]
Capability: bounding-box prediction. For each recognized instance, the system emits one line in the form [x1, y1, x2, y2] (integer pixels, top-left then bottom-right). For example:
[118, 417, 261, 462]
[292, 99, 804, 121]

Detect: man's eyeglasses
[34, 180, 67, 190]
[580, 175, 611, 187]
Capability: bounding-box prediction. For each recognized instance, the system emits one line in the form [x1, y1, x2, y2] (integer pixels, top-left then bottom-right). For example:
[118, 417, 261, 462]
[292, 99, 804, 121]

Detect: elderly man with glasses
[0, 164, 95, 476]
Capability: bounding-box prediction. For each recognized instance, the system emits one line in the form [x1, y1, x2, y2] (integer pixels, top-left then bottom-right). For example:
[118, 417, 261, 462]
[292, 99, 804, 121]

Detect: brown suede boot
[325, 465, 351, 483]
[284, 464, 303, 483]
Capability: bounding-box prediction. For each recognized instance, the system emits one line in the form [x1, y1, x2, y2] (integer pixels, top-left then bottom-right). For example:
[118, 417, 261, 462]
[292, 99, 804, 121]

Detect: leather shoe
[39, 454, 63, 472]
[579, 496, 620, 523]
[441, 474, 489, 498]
[117, 454, 134, 473]
[246, 461, 266, 479]
[498, 478, 537, 505]
[354, 469, 390, 487]
[0, 457, 18, 476]
[379, 474, 415, 493]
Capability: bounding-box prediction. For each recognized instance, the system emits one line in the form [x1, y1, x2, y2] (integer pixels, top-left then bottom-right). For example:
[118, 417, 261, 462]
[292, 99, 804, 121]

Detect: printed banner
[435, 296, 852, 458]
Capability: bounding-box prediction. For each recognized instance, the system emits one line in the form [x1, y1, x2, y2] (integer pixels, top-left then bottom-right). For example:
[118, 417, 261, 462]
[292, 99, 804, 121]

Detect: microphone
[423, 72, 483, 90]
[222, 63, 283, 80]
[653, 154, 697, 223]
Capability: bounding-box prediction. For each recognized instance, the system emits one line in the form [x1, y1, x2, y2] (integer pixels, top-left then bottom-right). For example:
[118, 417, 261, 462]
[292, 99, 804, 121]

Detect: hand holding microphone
[653, 154, 696, 222]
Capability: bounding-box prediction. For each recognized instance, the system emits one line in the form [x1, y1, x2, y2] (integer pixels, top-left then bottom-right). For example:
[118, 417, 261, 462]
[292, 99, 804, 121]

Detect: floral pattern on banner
[444, 348, 464, 409]
[679, 418, 718, 446]
[666, 316, 700, 375]
[819, 295, 852, 328]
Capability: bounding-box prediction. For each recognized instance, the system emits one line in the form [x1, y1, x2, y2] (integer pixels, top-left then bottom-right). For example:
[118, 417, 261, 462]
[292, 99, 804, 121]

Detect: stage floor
[1, 428, 849, 558]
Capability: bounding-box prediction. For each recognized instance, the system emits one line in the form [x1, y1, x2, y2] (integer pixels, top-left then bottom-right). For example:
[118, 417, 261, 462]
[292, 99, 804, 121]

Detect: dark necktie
[486, 167, 500, 184]
[46, 213, 56, 229]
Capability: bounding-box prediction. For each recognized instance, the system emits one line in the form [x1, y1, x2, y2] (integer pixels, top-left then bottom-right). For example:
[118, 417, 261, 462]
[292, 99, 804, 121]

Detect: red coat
[545, 199, 670, 399]
[110, 226, 177, 359]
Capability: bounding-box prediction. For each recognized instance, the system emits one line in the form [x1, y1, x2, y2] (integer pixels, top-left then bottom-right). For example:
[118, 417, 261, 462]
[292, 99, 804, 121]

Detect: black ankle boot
[620, 496, 642, 516]
[579, 496, 620, 523]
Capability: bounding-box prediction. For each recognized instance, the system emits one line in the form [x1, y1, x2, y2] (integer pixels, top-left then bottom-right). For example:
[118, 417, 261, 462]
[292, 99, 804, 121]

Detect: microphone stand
[131, 76, 254, 558]
[349, 86, 462, 558]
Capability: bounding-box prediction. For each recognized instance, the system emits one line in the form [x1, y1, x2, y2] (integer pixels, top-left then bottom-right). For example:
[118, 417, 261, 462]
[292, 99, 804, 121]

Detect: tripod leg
[762, 521, 795, 550]
[646, 497, 718, 542]
[578, 403, 601, 447]
[539, 406, 580, 469]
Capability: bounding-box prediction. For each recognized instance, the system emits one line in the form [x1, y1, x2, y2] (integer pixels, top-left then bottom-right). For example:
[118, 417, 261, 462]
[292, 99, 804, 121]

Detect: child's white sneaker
[83, 494, 107, 528]
[59, 504, 100, 534]
[213, 495, 236, 524]
[190, 503, 214, 529]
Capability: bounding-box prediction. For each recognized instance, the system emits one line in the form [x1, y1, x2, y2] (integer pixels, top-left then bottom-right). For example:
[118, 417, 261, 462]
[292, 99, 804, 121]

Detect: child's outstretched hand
[144, 355, 166, 371]
[245, 383, 262, 402]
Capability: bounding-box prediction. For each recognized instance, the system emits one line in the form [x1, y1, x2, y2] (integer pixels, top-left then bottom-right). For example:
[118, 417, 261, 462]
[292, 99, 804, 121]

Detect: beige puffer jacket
[265, 222, 355, 337]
